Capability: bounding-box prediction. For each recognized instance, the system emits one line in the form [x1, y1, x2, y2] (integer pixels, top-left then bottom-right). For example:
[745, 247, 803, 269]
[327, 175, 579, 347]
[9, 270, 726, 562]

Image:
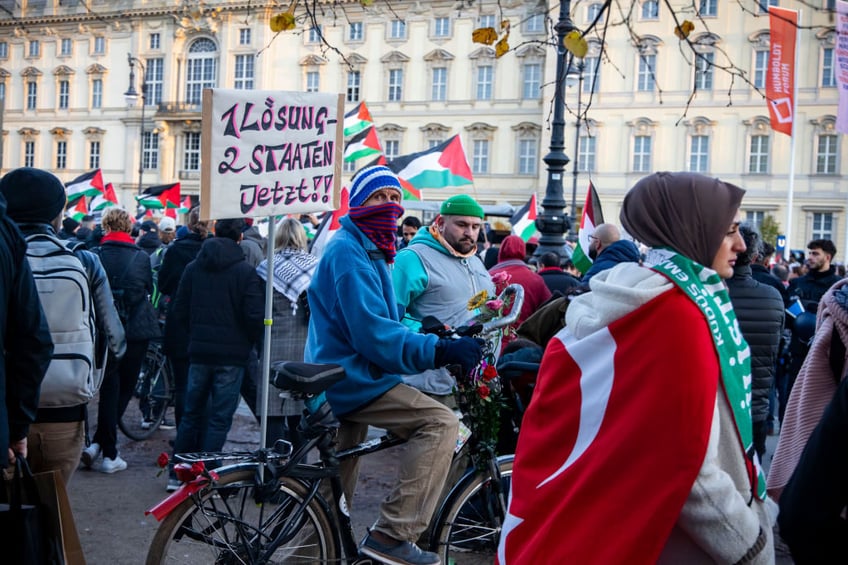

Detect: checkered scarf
[257, 249, 319, 311]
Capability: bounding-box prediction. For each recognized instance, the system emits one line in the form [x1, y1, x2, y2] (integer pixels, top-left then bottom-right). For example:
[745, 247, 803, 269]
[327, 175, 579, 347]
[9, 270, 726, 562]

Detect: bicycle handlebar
[479, 284, 524, 334]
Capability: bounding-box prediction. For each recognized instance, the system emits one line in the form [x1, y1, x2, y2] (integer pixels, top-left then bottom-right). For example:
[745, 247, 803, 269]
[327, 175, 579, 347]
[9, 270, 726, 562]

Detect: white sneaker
[98, 455, 127, 474]
[81, 443, 101, 468]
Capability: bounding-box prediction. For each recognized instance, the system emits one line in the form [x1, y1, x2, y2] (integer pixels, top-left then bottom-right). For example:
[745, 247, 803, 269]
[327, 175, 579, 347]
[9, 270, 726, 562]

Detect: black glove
[434, 337, 484, 375]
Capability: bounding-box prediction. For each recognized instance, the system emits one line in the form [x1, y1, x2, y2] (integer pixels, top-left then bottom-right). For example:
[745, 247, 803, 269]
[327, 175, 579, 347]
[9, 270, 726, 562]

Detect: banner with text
[766, 7, 798, 137]
[837, 1, 848, 134]
[201, 89, 344, 220]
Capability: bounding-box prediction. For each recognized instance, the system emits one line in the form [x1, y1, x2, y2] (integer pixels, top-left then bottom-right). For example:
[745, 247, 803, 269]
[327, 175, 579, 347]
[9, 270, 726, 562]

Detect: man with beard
[580, 223, 641, 284]
[393, 194, 495, 397]
[788, 239, 842, 313]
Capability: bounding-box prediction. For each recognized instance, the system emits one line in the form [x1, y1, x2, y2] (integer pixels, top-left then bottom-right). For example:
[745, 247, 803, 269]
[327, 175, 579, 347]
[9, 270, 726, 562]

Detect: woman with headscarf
[498, 172, 777, 564]
[256, 217, 318, 449]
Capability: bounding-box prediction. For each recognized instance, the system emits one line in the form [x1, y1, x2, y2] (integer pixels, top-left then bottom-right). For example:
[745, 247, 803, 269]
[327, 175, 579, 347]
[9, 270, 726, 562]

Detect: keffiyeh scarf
[257, 249, 318, 313]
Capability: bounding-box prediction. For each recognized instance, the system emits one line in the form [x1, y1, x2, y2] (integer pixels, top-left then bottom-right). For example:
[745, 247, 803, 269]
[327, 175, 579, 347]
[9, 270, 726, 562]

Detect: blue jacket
[305, 216, 439, 417]
[582, 240, 641, 284]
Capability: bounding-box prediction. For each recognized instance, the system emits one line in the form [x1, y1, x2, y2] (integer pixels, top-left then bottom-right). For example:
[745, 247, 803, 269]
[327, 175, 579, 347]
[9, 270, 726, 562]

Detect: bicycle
[146, 284, 524, 565]
[119, 334, 175, 441]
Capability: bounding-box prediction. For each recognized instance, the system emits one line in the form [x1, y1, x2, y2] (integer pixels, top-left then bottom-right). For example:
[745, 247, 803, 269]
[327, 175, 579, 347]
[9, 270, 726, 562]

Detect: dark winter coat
[581, 240, 641, 284]
[726, 264, 785, 423]
[170, 237, 264, 367]
[538, 267, 581, 295]
[137, 231, 163, 256]
[789, 266, 843, 312]
[751, 263, 789, 308]
[159, 233, 205, 358]
[0, 195, 53, 452]
[95, 237, 156, 342]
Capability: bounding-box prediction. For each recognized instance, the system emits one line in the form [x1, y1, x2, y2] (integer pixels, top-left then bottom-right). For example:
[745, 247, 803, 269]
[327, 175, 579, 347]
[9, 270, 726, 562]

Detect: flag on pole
[571, 182, 604, 275]
[90, 182, 119, 211]
[510, 194, 539, 242]
[69, 195, 89, 221]
[766, 7, 798, 136]
[65, 170, 104, 202]
[137, 182, 181, 210]
[343, 102, 374, 137]
[386, 135, 474, 201]
[344, 126, 383, 162]
[309, 187, 349, 258]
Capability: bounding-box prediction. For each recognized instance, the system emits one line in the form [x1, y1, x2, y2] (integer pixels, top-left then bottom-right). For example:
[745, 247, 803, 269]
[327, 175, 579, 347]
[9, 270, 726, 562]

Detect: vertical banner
[200, 88, 344, 220]
[837, 1, 848, 134]
[766, 7, 798, 136]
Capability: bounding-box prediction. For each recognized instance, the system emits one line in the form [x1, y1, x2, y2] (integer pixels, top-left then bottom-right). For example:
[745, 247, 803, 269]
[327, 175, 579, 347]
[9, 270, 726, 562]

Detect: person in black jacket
[789, 239, 842, 312]
[537, 251, 581, 295]
[0, 190, 53, 466]
[751, 241, 789, 307]
[580, 223, 641, 285]
[136, 220, 163, 256]
[170, 218, 264, 460]
[726, 224, 784, 460]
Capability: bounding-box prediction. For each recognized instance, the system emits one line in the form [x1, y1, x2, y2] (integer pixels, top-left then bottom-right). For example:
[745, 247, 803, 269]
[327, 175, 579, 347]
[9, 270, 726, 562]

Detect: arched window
[185, 38, 218, 105]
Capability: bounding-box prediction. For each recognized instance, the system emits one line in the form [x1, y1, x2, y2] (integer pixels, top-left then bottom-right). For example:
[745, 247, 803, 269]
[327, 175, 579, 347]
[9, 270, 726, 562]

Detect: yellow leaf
[472, 27, 498, 46]
[501, 19, 511, 31]
[563, 30, 588, 58]
[495, 35, 509, 58]
[674, 20, 695, 40]
[270, 12, 296, 32]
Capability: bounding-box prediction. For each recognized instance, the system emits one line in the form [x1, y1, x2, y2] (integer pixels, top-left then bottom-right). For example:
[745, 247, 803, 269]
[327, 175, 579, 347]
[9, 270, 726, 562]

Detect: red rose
[482, 365, 498, 381]
[477, 383, 491, 400]
[190, 461, 206, 476]
[156, 452, 169, 469]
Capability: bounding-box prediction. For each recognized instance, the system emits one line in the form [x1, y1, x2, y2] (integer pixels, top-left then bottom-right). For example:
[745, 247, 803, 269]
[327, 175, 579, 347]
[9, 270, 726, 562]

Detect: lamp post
[566, 60, 584, 237]
[123, 53, 147, 197]
[534, 1, 577, 258]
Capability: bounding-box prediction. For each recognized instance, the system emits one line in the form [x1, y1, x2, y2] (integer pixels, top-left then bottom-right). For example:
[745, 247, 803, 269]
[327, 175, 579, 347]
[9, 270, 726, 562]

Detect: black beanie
[0, 167, 67, 224]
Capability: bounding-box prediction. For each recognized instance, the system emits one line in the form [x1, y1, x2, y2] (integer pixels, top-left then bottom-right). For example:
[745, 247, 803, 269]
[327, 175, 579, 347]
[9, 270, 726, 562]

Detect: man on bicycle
[306, 165, 483, 565]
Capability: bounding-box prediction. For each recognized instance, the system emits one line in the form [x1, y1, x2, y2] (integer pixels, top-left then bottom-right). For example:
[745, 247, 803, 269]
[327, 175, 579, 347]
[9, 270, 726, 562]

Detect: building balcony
[156, 101, 202, 119]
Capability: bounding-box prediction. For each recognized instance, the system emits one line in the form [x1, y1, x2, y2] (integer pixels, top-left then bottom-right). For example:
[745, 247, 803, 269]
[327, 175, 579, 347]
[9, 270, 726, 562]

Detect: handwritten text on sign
[201, 89, 343, 220]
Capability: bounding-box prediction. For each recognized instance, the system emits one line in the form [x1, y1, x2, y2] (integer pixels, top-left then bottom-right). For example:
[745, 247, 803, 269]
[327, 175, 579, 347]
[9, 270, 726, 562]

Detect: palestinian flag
[571, 182, 604, 275]
[498, 290, 717, 564]
[90, 183, 119, 211]
[178, 195, 193, 214]
[65, 170, 104, 202]
[343, 102, 373, 137]
[344, 126, 383, 163]
[386, 135, 474, 201]
[510, 194, 539, 242]
[69, 195, 89, 221]
[137, 182, 180, 210]
[309, 186, 349, 259]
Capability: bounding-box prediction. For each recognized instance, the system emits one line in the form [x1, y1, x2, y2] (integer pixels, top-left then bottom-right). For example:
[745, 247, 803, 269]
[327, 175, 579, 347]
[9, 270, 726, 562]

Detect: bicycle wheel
[430, 457, 513, 565]
[119, 344, 169, 440]
[147, 467, 338, 564]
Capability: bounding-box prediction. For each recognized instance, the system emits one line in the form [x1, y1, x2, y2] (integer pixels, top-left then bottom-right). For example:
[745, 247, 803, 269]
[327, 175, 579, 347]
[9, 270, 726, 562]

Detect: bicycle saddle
[271, 361, 345, 394]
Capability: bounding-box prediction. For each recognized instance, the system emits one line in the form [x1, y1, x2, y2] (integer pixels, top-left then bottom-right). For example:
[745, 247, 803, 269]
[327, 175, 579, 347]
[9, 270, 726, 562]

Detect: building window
[584, 55, 600, 93]
[146, 58, 163, 105]
[24, 141, 35, 167]
[428, 138, 444, 149]
[26, 81, 37, 110]
[699, 0, 717, 16]
[89, 140, 100, 169]
[150, 33, 160, 50]
[29, 40, 40, 58]
[61, 38, 73, 56]
[518, 138, 538, 175]
[695, 52, 714, 90]
[642, 0, 659, 19]
[822, 47, 836, 87]
[384, 139, 400, 161]
[757, 0, 779, 14]
[812, 212, 834, 240]
[56, 141, 67, 169]
[638, 54, 656, 91]
[308, 26, 322, 43]
[348, 22, 363, 41]
[390, 20, 407, 40]
[434, 17, 451, 37]
[476, 65, 493, 100]
[343, 160, 356, 173]
[479, 15, 496, 29]
[58, 80, 69, 109]
[185, 38, 218, 105]
[0, 41, 7, 59]
[472, 140, 489, 174]
[431, 67, 447, 101]
[749, 135, 769, 174]
[0, 83, 5, 101]
[234, 54, 255, 90]
[143, 132, 159, 170]
[388, 69, 403, 101]
[633, 135, 652, 172]
[91, 78, 102, 108]
[93, 36, 105, 54]
[754, 50, 768, 90]
[579, 135, 596, 172]
[347, 70, 361, 103]
[525, 13, 545, 33]
[306, 71, 320, 93]
[746, 210, 765, 230]
[522, 63, 541, 99]
[816, 134, 838, 174]
[239, 28, 251, 45]
[689, 135, 710, 172]
[587, 3, 604, 23]
[184, 132, 201, 171]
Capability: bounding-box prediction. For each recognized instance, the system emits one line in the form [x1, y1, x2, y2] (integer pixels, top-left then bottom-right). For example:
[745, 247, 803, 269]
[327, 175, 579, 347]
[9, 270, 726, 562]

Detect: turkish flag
[767, 7, 798, 136]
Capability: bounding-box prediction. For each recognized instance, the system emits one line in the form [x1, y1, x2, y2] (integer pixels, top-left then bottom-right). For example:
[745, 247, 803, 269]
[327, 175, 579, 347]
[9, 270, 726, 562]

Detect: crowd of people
[1, 163, 846, 564]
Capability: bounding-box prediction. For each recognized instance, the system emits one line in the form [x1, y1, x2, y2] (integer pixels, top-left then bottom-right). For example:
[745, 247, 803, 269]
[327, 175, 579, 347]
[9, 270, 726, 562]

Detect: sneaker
[159, 419, 176, 431]
[140, 419, 154, 430]
[166, 478, 181, 492]
[98, 455, 128, 474]
[359, 532, 440, 565]
[81, 443, 101, 468]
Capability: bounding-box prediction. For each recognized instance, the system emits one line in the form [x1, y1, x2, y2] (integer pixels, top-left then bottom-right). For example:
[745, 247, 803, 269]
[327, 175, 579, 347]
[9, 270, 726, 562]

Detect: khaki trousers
[27, 420, 85, 486]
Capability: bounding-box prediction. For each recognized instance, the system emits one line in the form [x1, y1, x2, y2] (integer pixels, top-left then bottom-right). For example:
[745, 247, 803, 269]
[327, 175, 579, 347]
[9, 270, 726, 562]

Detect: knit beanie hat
[0, 167, 67, 224]
[440, 194, 484, 219]
[349, 165, 403, 208]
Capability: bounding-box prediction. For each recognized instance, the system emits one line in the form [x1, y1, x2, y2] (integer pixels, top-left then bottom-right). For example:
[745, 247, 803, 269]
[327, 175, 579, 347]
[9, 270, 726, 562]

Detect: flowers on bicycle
[477, 383, 491, 400]
[156, 452, 170, 477]
[482, 364, 498, 382]
[454, 358, 503, 465]
[174, 461, 209, 483]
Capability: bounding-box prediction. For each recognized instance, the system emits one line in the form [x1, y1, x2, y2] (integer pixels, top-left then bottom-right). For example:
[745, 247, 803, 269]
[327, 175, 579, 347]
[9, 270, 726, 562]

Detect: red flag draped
[767, 7, 798, 136]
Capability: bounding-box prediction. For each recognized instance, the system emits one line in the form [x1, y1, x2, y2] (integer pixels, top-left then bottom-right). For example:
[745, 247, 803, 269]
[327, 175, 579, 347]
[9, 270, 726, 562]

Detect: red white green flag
[571, 182, 604, 275]
[65, 169, 104, 202]
[510, 194, 539, 242]
[69, 195, 89, 222]
[386, 135, 474, 201]
[178, 195, 192, 214]
[137, 182, 180, 210]
[90, 182, 119, 211]
[343, 102, 374, 137]
[343, 125, 383, 163]
[309, 186, 349, 258]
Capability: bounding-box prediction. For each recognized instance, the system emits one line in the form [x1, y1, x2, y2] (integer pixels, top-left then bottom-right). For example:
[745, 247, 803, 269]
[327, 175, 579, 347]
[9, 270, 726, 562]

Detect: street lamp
[565, 60, 584, 238]
[124, 53, 147, 197]
[534, 1, 578, 258]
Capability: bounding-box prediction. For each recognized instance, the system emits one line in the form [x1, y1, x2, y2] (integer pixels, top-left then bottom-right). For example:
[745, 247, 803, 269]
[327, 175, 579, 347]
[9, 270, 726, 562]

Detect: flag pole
[784, 10, 801, 261]
[259, 215, 276, 480]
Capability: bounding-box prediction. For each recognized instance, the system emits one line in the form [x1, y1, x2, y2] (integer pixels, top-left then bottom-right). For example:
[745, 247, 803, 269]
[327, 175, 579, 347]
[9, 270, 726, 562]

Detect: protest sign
[201, 88, 344, 220]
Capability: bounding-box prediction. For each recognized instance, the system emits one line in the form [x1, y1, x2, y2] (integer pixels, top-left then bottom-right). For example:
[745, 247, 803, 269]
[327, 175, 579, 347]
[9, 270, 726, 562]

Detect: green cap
[440, 194, 484, 219]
